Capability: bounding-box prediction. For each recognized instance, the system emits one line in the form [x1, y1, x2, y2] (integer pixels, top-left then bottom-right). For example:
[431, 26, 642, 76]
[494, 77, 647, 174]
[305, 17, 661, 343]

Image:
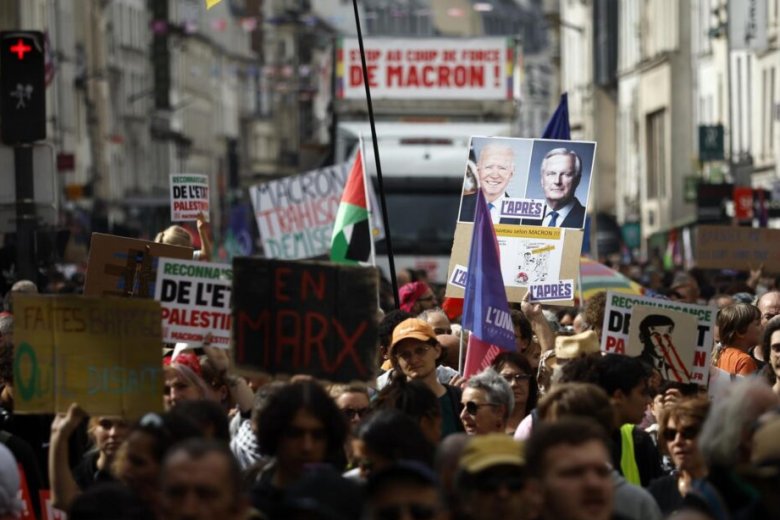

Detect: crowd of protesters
[1, 258, 780, 520]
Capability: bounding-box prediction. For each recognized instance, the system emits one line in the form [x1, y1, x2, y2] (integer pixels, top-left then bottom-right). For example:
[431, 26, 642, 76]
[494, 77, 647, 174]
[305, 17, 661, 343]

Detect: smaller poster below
[496, 225, 564, 287]
[170, 174, 210, 222]
[627, 305, 698, 383]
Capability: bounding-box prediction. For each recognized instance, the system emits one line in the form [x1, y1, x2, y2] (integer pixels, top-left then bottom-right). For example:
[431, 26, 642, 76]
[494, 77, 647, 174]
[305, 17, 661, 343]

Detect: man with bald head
[750, 291, 780, 364]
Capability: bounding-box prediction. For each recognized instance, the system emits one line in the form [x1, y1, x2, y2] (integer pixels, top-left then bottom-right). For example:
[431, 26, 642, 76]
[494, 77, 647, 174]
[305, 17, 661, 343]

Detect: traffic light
[0, 31, 46, 144]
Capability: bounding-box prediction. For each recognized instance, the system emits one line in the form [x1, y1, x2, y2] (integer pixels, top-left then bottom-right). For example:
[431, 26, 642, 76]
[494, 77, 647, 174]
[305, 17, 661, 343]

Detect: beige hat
[544, 330, 600, 369]
[459, 434, 525, 474]
[741, 417, 780, 478]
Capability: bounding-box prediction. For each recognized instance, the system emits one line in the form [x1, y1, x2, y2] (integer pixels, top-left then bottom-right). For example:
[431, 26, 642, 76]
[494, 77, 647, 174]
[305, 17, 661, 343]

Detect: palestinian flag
[330, 150, 372, 264]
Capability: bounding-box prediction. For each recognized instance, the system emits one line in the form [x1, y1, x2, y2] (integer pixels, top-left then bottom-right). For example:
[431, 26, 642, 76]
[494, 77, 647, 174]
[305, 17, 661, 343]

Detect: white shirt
[543, 201, 575, 227]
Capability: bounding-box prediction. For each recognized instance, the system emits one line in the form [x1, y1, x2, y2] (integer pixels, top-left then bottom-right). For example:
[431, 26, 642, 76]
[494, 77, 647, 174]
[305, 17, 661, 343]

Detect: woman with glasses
[388, 318, 464, 437]
[491, 352, 538, 434]
[459, 368, 514, 435]
[648, 398, 710, 516]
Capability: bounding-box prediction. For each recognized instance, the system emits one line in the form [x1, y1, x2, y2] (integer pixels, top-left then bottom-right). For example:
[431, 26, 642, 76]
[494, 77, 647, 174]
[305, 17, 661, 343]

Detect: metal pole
[725, 1, 736, 185]
[351, 0, 400, 309]
[14, 145, 36, 281]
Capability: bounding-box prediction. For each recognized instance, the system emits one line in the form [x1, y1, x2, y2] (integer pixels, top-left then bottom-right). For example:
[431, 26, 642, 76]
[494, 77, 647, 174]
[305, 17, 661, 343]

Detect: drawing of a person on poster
[638, 314, 693, 383]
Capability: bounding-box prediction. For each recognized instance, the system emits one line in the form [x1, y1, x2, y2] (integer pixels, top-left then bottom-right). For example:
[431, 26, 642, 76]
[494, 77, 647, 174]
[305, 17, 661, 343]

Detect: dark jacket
[522, 197, 586, 228]
[458, 192, 522, 225]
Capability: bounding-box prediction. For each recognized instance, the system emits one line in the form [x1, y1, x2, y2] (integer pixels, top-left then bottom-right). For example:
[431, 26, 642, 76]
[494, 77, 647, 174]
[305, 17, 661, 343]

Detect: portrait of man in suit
[524, 147, 586, 228]
[458, 142, 522, 225]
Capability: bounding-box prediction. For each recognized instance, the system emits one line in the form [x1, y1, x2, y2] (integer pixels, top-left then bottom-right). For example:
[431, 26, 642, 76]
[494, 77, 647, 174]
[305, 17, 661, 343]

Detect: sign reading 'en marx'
[232, 257, 378, 382]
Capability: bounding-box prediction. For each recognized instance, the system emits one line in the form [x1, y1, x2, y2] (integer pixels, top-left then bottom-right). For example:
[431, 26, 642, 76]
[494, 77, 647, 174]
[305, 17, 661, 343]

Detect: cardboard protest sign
[626, 305, 698, 383]
[337, 37, 515, 101]
[249, 164, 350, 260]
[601, 292, 716, 384]
[84, 233, 193, 298]
[232, 257, 378, 382]
[695, 225, 780, 273]
[155, 258, 232, 346]
[170, 174, 209, 222]
[13, 294, 163, 417]
[446, 224, 583, 305]
[446, 136, 594, 305]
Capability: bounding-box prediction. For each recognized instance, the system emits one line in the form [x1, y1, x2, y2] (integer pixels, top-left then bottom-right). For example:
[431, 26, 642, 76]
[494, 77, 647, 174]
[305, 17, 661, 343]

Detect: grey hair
[541, 147, 582, 178]
[417, 307, 447, 321]
[0, 314, 12, 337]
[698, 379, 778, 467]
[466, 367, 514, 420]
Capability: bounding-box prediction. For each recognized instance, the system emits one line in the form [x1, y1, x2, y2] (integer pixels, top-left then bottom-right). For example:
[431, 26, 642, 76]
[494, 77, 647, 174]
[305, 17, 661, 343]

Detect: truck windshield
[374, 177, 462, 255]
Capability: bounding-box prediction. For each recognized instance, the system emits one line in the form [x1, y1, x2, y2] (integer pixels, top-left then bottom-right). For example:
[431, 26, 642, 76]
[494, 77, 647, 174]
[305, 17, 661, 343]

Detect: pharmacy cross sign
[9, 39, 31, 60]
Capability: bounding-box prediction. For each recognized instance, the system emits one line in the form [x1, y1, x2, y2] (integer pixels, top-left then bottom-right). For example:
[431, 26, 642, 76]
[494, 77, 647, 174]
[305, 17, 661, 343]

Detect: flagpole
[351, 0, 399, 309]
[458, 330, 465, 374]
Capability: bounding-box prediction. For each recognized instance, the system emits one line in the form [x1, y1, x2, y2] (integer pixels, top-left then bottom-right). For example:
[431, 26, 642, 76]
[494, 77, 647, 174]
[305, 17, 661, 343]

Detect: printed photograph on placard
[524, 139, 596, 229]
[457, 137, 535, 224]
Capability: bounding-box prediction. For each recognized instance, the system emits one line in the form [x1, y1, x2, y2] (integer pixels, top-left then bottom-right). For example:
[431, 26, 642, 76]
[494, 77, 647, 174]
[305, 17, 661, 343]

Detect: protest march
[2, 4, 780, 520]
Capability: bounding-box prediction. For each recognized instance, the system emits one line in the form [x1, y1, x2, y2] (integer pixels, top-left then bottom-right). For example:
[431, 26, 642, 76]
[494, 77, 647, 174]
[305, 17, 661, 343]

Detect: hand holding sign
[50, 403, 87, 439]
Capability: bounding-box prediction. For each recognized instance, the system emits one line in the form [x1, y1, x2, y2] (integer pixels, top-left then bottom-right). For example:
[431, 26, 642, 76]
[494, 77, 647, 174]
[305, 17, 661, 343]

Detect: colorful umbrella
[579, 257, 645, 301]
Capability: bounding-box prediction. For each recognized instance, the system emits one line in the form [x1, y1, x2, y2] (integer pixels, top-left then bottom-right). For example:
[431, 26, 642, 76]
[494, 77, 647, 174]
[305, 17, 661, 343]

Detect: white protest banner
[170, 174, 210, 222]
[249, 163, 350, 259]
[601, 292, 716, 385]
[154, 258, 232, 346]
[337, 37, 514, 101]
[626, 305, 698, 383]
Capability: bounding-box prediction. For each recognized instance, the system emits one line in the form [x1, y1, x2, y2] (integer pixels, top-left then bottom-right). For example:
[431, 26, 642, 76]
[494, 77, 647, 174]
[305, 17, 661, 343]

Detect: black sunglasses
[502, 373, 531, 384]
[662, 426, 699, 442]
[464, 401, 498, 416]
[375, 503, 438, 520]
[342, 407, 369, 420]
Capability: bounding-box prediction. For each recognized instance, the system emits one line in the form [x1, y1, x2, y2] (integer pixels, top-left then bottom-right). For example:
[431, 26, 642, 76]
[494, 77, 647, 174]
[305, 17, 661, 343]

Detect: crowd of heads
[0, 264, 780, 520]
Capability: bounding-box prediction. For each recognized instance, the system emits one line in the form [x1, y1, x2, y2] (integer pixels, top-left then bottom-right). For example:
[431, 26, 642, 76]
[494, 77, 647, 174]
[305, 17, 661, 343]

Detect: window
[646, 109, 666, 199]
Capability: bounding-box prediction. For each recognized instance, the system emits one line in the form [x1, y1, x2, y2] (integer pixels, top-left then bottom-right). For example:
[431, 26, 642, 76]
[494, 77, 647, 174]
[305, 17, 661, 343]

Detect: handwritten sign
[249, 164, 350, 259]
[528, 279, 574, 302]
[600, 292, 716, 384]
[170, 174, 209, 222]
[84, 233, 193, 298]
[695, 225, 780, 273]
[13, 295, 163, 417]
[232, 258, 378, 382]
[155, 258, 232, 346]
[337, 37, 513, 100]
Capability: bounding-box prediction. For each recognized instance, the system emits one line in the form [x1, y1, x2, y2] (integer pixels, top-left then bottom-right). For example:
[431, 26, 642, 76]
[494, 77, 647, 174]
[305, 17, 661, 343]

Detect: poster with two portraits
[445, 137, 596, 306]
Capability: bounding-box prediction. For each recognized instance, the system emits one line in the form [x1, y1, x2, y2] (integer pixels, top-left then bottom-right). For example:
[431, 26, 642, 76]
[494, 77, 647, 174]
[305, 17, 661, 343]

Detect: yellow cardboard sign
[206, 0, 224, 9]
[13, 295, 164, 418]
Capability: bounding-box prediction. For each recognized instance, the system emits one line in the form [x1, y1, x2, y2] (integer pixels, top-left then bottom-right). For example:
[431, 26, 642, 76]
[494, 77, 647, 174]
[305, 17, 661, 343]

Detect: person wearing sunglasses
[459, 368, 514, 436]
[648, 398, 710, 516]
[492, 352, 538, 434]
[389, 318, 464, 437]
[454, 433, 539, 520]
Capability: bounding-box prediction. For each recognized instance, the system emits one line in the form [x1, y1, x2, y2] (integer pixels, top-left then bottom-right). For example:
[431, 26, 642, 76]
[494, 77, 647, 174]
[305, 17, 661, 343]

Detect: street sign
[698, 125, 724, 162]
[0, 31, 46, 143]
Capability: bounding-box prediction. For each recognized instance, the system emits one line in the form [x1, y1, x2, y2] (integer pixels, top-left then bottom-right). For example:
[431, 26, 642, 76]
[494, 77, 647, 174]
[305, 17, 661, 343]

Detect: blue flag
[462, 189, 515, 376]
[542, 93, 571, 140]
